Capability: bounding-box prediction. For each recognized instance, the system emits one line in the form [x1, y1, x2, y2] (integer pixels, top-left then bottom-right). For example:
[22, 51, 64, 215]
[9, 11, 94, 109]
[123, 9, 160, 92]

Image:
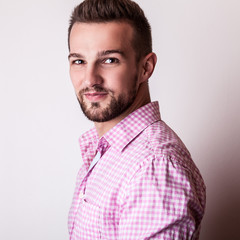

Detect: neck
[94, 82, 151, 138]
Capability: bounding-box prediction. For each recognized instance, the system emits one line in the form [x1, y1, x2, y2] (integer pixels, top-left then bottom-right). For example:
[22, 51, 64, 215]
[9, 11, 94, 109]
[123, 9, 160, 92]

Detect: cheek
[70, 70, 82, 91]
[105, 67, 135, 88]
[104, 72, 125, 92]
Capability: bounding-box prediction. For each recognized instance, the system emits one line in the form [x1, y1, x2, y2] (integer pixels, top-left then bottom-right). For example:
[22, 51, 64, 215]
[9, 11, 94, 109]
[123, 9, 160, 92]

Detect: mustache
[79, 86, 111, 95]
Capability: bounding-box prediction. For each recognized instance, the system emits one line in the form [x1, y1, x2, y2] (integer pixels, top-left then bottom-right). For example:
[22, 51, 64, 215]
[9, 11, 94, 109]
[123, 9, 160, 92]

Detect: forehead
[69, 21, 134, 53]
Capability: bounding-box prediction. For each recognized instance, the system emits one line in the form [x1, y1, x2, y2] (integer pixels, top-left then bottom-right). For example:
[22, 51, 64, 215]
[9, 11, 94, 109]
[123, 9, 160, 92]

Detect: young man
[67, 0, 206, 239]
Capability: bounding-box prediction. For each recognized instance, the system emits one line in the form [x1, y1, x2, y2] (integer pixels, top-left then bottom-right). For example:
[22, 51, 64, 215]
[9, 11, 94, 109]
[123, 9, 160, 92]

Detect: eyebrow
[97, 50, 125, 58]
[68, 53, 84, 59]
[68, 50, 125, 60]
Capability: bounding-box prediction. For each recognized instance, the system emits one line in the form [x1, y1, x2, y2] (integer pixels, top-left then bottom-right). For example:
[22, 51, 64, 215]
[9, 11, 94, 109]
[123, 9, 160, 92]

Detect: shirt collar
[103, 101, 161, 152]
[79, 101, 161, 168]
[79, 127, 98, 170]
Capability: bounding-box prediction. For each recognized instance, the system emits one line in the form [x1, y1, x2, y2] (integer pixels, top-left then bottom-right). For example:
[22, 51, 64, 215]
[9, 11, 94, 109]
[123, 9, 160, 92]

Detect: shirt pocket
[78, 198, 119, 239]
[98, 206, 119, 239]
[77, 199, 101, 239]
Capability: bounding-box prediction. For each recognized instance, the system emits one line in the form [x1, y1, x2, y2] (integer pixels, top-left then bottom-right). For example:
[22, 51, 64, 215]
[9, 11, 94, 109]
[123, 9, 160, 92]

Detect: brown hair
[68, 0, 152, 61]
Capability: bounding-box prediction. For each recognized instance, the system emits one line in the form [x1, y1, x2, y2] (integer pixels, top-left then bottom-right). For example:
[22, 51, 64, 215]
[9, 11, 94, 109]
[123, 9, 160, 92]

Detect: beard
[77, 84, 137, 123]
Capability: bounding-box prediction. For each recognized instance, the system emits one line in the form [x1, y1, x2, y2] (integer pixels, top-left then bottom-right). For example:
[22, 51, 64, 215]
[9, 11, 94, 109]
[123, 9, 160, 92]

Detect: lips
[83, 91, 108, 102]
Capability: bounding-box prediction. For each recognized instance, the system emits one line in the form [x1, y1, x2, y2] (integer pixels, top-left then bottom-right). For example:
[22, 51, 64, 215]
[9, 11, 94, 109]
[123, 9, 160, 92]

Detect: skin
[69, 21, 157, 137]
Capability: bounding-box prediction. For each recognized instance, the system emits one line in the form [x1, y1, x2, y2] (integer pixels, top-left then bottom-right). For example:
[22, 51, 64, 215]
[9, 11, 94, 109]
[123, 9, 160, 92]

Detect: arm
[118, 156, 205, 240]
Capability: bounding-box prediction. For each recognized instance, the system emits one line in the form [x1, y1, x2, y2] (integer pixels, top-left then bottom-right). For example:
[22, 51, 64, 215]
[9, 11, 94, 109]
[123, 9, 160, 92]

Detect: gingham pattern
[68, 102, 206, 240]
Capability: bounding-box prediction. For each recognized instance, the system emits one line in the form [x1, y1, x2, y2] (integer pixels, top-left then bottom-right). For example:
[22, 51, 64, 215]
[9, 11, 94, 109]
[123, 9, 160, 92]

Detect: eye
[72, 59, 84, 65]
[103, 58, 119, 64]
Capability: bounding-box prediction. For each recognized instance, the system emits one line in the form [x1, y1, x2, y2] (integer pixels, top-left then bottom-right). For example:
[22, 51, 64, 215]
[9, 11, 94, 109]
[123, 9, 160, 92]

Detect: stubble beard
[77, 85, 137, 123]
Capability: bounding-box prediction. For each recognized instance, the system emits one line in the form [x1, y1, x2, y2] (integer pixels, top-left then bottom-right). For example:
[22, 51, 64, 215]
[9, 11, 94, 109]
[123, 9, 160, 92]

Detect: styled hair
[68, 0, 152, 61]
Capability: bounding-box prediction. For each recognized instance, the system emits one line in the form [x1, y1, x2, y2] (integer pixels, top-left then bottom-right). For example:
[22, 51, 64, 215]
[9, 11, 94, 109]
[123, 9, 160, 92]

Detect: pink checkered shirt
[68, 102, 206, 239]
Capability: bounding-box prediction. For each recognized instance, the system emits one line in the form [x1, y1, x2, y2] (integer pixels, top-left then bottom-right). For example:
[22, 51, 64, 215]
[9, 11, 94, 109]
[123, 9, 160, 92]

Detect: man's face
[68, 22, 141, 122]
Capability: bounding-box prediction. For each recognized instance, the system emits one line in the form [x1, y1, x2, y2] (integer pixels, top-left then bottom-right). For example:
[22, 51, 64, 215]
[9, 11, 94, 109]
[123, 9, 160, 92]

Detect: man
[67, 0, 206, 239]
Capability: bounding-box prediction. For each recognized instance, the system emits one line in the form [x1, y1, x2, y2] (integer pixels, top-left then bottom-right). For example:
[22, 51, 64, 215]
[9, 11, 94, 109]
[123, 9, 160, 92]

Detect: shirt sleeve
[118, 155, 205, 240]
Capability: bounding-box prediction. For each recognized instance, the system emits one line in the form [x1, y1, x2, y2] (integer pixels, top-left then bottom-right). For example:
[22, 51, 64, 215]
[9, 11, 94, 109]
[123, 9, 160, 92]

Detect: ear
[139, 52, 157, 83]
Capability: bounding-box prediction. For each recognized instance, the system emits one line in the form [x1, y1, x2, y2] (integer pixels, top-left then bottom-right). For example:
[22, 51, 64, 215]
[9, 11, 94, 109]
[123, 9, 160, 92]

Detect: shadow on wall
[210, 191, 240, 240]
[200, 114, 240, 240]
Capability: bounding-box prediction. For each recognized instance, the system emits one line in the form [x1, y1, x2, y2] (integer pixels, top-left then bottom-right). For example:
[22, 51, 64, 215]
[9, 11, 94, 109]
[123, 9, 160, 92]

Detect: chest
[69, 139, 152, 239]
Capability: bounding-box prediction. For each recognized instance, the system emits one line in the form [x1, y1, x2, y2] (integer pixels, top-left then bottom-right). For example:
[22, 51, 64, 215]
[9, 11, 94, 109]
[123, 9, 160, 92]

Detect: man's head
[68, 0, 156, 123]
[68, 0, 152, 62]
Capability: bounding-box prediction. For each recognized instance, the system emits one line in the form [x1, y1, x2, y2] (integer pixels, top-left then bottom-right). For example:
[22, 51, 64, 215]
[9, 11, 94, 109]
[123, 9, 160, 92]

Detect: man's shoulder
[134, 120, 192, 167]
[118, 119, 199, 186]
[145, 120, 188, 151]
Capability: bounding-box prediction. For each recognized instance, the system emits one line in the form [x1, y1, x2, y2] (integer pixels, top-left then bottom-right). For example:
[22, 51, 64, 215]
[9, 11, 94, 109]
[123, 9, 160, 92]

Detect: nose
[84, 63, 103, 87]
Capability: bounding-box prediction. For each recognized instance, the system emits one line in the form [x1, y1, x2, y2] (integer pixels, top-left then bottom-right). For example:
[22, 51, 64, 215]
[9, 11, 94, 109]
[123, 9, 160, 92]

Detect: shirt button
[79, 191, 85, 200]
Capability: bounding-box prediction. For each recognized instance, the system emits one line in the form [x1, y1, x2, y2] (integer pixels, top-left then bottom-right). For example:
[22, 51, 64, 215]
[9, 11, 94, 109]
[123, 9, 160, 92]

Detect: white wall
[0, 0, 239, 239]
